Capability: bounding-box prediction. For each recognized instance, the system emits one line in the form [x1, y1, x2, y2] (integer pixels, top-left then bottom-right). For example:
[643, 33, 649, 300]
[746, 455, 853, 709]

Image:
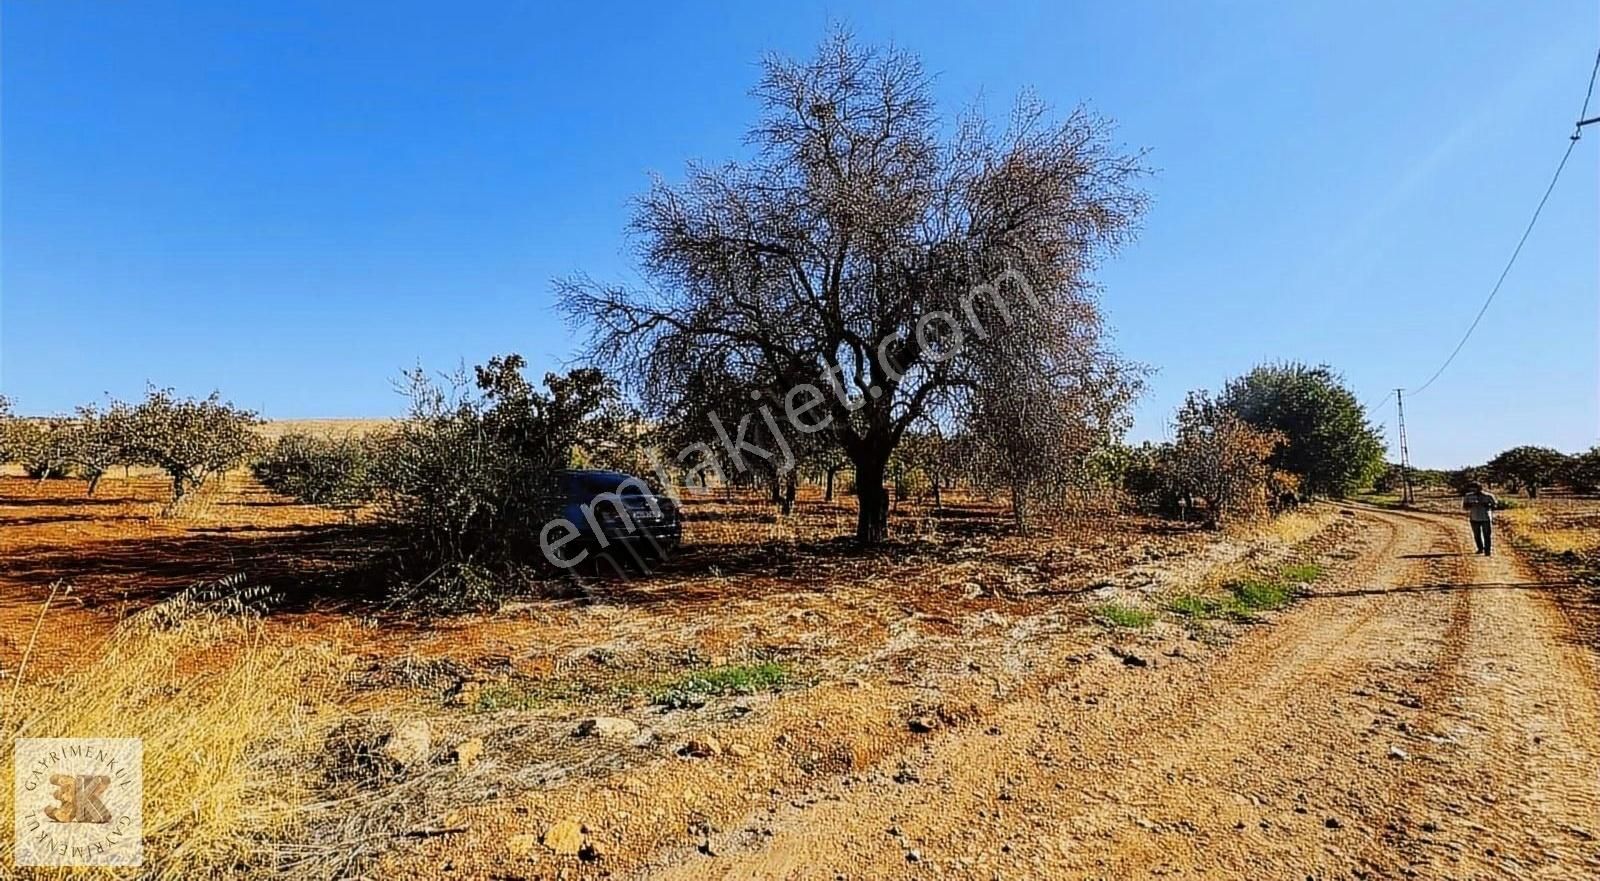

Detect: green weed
[1094, 602, 1156, 629]
[651, 661, 790, 707]
[1170, 560, 1322, 623]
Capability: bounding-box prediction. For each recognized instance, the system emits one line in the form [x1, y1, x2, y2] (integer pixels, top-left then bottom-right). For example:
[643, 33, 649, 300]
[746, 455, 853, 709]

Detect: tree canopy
[562, 30, 1147, 542]
[1219, 362, 1384, 498]
[1486, 445, 1569, 498]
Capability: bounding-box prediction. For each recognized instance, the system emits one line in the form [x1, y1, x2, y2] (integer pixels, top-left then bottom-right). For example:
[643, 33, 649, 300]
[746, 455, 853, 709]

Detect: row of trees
[1416, 445, 1600, 499]
[0, 34, 1395, 604]
[0, 391, 260, 500]
[1117, 364, 1385, 525]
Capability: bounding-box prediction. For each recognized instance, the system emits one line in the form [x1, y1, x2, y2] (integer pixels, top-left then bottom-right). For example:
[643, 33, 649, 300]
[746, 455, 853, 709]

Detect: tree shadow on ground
[0, 495, 133, 508]
[0, 522, 388, 612]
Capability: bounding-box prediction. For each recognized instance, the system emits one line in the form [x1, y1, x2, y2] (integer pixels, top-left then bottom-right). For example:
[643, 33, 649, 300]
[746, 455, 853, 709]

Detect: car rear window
[568, 472, 649, 495]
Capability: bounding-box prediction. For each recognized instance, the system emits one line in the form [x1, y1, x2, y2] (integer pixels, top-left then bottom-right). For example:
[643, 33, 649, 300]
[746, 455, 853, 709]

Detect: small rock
[1388, 746, 1409, 761]
[682, 737, 723, 758]
[574, 717, 640, 739]
[908, 716, 940, 733]
[1110, 646, 1148, 668]
[1325, 817, 1343, 829]
[699, 837, 719, 857]
[453, 737, 484, 768]
[906, 849, 922, 862]
[449, 681, 483, 707]
[727, 743, 752, 758]
[382, 719, 433, 768]
[542, 818, 585, 855]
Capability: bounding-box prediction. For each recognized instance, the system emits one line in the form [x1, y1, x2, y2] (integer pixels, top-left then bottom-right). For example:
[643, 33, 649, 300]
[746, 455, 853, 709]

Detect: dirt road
[646, 507, 1600, 880]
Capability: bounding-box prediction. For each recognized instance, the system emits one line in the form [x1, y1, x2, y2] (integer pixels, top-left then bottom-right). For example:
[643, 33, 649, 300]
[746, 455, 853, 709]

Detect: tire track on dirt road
[645, 507, 1600, 880]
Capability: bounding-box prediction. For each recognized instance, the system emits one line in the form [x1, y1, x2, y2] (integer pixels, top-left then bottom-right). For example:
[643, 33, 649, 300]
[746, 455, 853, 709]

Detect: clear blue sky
[2, 1, 1595, 468]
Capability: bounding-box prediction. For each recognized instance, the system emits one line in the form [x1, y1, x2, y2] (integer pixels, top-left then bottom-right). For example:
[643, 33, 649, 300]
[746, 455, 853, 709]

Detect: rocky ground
[6, 475, 1599, 880]
[380, 507, 1600, 880]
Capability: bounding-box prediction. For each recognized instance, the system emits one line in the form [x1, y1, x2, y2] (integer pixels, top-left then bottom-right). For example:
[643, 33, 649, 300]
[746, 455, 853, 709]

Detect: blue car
[547, 469, 682, 566]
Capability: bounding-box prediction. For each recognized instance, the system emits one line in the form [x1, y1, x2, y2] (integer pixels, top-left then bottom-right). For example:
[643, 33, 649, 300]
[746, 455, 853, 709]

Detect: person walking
[1462, 482, 1498, 556]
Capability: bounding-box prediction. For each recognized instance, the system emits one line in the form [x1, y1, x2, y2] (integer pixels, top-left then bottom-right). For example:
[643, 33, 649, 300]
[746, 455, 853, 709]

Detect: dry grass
[256, 419, 395, 441]
[1249, 507, 1333, 546]
[0, 473, 1350, 878]
[0, 589, 349, 879]
[1500, 505, 1600, 557]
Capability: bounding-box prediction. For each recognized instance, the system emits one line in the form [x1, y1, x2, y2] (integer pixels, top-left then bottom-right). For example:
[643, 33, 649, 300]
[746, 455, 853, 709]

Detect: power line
[1403, 47, 1600, 398]
[1574, 45, 1600, 140]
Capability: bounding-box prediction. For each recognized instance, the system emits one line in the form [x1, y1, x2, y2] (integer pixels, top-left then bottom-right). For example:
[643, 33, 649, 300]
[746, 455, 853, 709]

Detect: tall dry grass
[1500, 506, 1600, 557]
[1, 587, 349, 879]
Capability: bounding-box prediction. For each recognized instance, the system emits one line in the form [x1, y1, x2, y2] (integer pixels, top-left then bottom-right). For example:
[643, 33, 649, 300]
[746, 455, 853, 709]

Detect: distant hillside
[257, 418, 395, 440]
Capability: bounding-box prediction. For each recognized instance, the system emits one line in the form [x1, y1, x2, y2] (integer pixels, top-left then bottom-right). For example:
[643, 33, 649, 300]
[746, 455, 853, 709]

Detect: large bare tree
[562, 31, 1146, 543]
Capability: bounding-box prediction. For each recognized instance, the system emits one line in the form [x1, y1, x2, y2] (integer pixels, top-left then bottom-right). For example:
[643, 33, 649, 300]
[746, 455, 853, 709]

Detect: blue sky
[2, 1, 1595, 468]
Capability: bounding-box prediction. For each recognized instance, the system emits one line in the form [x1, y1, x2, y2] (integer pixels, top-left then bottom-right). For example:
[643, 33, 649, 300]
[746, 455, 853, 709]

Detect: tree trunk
[1010, 482, 1028, 534]
[824, 467, 837, 502]
[929, 471, 943, 511]
[780, 471, 797, 516]
[172, 473, 186, 501]
[86, 473, 101, 496]
[854, 456, 890, 543]
[765, 468, 783, 508]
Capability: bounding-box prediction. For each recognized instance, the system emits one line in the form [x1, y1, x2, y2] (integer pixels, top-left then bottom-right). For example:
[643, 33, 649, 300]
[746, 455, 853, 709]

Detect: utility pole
[1395, 388, 1414, 506]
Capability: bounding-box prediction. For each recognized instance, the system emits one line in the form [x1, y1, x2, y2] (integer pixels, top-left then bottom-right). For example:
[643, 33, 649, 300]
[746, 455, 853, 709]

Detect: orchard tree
[1168, 391, 1282, 526]
[966, 352, 1142, 531]
[894, 428, 963, 510]
[69, 403, 134, 495]
[0, 395, 12, 463]
[562, 30, 1146, 543]
[1486, 445, 1568, 498]
[12, 417, 75, 481]
[1565, 447, 1600, 494]
[1219, 362, 1384, 498]
[1446, 466, 1489, 495]
[123, 389, 261, 501]
[812, 445, 850, 502]
[252, 432, 380, 507]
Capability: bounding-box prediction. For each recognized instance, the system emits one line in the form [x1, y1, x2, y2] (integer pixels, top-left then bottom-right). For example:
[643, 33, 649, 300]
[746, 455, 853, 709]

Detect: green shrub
[372, 357, 633, 608]
[252, 433, 379, 506]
